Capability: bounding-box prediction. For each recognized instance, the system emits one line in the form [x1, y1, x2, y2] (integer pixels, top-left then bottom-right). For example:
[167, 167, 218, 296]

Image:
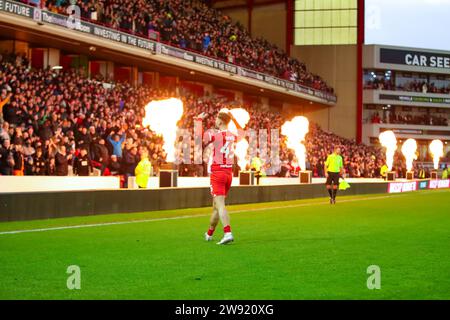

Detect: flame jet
[379, 130, 397, 171]
[429, 139, 444, 170]
[281, 116, 309, 171]
[222, 108, 251, 171]
[401, 138, 418, 172]
[143, 98, 184, 162]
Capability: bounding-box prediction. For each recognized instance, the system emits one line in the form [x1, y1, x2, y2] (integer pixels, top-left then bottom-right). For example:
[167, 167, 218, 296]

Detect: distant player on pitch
[197, 109, 243, 245]
[324, 146, 345, 204]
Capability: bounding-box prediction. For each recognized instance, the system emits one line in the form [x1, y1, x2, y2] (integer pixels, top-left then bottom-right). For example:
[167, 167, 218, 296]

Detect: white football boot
[205, 232, 213, 241]
[217, 232, 234, 245]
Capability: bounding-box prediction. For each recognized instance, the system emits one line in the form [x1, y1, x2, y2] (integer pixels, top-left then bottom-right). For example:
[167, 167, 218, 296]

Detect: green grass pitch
[0, 190, 449, 300]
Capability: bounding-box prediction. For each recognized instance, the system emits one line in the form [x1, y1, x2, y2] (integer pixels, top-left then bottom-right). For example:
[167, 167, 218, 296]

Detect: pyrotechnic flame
[378, 130, 397, 171]
[401, 138, 418, 172]
[281, 116, 309, 171]
[429, 139, 444, 170]
[142, 98, 184, 162]
[221, 108, 250, 170]
[225, 108, 250, 134]
[235, 139, 250, 170]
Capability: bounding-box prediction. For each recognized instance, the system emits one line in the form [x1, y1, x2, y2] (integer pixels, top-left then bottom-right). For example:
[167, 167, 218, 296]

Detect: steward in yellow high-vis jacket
[135, 150, 152, 189]
[250, 156, 263, 185]
[442, 165, 449, 179]
[380, 164, 389, 180]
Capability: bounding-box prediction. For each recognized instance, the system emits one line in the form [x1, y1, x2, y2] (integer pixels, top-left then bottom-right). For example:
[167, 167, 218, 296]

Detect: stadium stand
[364, 78, 450, 94]
[369, 111, 448, 126]
[364, 70, 450, 95]
[1, 52, 426, 182]
[38, 0, 334, 94]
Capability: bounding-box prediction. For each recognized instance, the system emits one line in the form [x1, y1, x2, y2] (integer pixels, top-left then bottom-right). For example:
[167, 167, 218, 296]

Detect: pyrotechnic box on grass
[239, 171, 255, 186]
[386, 172, 396, 181]
[406, 171, 414, 180]
[160, 163, 178, 188]
[299, 171, 312, 184]
[431, 171, 438, 180]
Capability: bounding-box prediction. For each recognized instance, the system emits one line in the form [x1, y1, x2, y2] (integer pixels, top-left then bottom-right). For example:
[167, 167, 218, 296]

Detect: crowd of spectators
[423, 82, 450, 94]
[35, 0, 333, 93]
[0, 53, 169, 185]
[370, 111, 449, 126]
[302, 123, 385, 179]
[0, 53, 284, 182]
[364, 78, 450, 94]
[395, 80, 450, 94]
[1, 53, 442, 184]
[364, 77, 395, 91]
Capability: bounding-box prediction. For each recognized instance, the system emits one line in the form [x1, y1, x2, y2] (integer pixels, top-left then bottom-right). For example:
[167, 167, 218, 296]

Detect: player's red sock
[224, 225, 231, 233]
[207, 228, 215, 236]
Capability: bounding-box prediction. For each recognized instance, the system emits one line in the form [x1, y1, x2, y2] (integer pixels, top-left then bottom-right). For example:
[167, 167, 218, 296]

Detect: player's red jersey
[205, 130, 237, 173]
[205, 129, 237, 197]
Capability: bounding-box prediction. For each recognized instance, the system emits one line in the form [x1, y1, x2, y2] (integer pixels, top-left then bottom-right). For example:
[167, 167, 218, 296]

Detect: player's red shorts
[210, 170, 233, 197]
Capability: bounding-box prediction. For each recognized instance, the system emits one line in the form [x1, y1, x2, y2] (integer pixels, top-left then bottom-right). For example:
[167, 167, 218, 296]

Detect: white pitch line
[0, 193, 427, 236]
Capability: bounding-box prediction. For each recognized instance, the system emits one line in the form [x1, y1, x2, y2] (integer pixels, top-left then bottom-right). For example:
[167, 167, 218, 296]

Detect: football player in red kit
[199, 110, 243, 245]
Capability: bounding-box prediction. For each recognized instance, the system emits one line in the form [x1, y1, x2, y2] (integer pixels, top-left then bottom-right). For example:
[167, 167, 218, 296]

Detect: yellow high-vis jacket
[443, 169, 449, 179]
[380, 164, 388, 178]
[250, 156, 263, 172]
[135, 158, 152, 188]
